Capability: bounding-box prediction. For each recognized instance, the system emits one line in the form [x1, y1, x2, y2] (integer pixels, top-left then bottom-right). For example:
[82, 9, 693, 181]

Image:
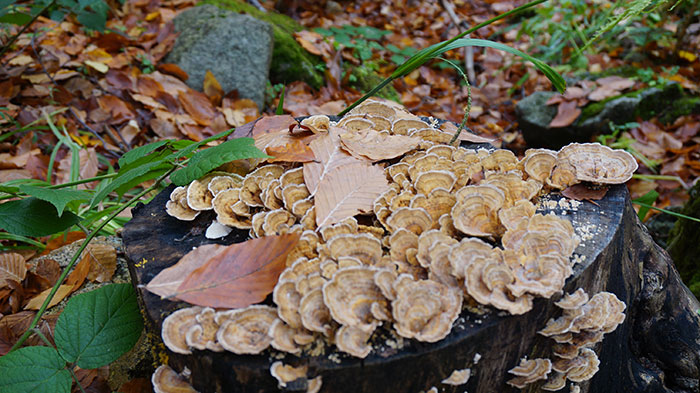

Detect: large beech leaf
[0, 346, 71, 393]
[303, 129, 367, 196]
[0, 252, 27, 287]
[54, 283, 143, 369]
[145, 244, 227, 299]
[0, 197, 80, 237]
[174, 234, 300, 308]
[315, 162, 390, 227]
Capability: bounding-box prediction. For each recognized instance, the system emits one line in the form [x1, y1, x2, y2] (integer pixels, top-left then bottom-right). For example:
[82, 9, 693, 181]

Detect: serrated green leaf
[19, 185, 91, 216]
[54, 283, 143, 369]
[170, 137, 269, 186]
[0, 197, 80, 237]
[118, 140, 171, 167]
[0, 12, 32, 25]
[0, 346, 71, 393]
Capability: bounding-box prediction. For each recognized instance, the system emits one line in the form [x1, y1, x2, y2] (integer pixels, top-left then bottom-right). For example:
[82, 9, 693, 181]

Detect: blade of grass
[632, 201, 700, 223]
[276, 85, 286, 115]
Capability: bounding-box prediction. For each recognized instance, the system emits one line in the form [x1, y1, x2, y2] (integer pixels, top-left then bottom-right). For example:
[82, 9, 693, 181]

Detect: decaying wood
[123, 180, 700, 393]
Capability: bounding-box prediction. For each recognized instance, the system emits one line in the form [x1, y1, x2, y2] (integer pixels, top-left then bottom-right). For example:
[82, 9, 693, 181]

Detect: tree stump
[123, 178, 700, 393]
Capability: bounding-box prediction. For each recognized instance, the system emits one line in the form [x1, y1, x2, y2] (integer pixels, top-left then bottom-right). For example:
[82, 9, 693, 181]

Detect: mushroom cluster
[161, 99, 633, 363]
[506, 289, 626, 390]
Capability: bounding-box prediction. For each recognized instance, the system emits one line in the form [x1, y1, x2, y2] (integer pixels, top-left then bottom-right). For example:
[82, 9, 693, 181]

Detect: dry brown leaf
[0, 253, 26, 288]
[439, 122, 496, 143]
[303, 128, 367, 195]
[56, 148, 99, 189]
[266, 140, 316, 163]
[157, 63, 189, 81]
[145, 244, 227, 299]
[549, 100, 581, 128]
[35, 259, 61, 286]
[232, 115, 296, 139]
[174, 234, 300, 308]
[203, 70, 223, 106]
[24, 284, 73, 310]
[178, 90, 216, 126]
[82, 244, 117, 283]
[315, 162, 390, 227]
[118, 378, 154, 393]
[40, 231, 86, 255]
[65, 253, 91, 293]
[561, 184, 609, 201]
[339, 129, 421, 161]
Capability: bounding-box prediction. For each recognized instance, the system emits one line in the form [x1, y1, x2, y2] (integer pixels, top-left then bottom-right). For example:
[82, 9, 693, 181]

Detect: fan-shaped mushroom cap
[506, 358, 552, 389]
[301, 206, 316, 231]
[481, 149, 519, 172]
[426, 242, 460, 287]
[280, 167, 305, 187]
[498, 200, 536, 231]
[447, 237, 494, 279]
[555, 288, 589, 310]
[185, 307, 223, 352]
[389, 228, 419, 264]
[162, 306, 203, 354]
[575, 292, 626, 333]
[348, 100, 398, 119]
[386, 207, 432, 235]
[523, 149, 557, 182]
[426, 144, 455, 159]
[441, 368, 471, 386]
[296, 272, 325, 296]
[414, 170, 457, 195]
[335, 324, 373, 358]
[250, 164, 285, 179]
[374, 269, 398, 301]
[322, 266, 387, 332]
[261, 179, 283, 210]
[392, 275, 462, 342]
[557, 143, 638, 184]
[392, 118, 430, 135]
[299, 288, 334, 336]
[261, 208, 296, 235]
[486, 171, 542, 204]
[452, 185, 505, 237]
[366, 115, 392, 131]
[327, 233, 382, 265]
[319, 220, 357, 243]
[212, 188, 251, 229]
[416, 229, 458, 269]
[216, 305, 277, 354]
[389, 190, 415, 211]
[270, 361, 308, 388]
[508, 254, 571, 298]
[387, 162, 410, 180]
[307, 376, 323, 393]
[555, 348, 600, 382]
[208, 175, 242, 196]
[464, 253, 533, 314]
[410, 128, 455, 145]
[407, 154, 441, 180]
[166, 187, 200, 221]
[269, 319, 311, 354]
[282, 184, 310, 211]
[400, 150, 427, 165]
[411, 188, 456, 223]
[152, 365, 198, 393]
[338, 116, 374, 132]
[301, 115, 330, 133]
[273, 279, 302, 328]
[541, 371, 567, 391]
[186, 178, 214, 211]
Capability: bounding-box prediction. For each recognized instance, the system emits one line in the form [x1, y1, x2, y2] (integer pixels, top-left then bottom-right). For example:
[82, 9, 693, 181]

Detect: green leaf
[632, 190, 659, 221]
[0, 197, 80, 237]
[170, 137, 269, 186]
[118, 140, 171, 167]
[0, 346, 71, 393]
[276, 85, 285, 115]
[54, 283, 143, 369]
[0, 12, 32, 25]
[19, 185, 91, 216]
[76, 9, 106, 31]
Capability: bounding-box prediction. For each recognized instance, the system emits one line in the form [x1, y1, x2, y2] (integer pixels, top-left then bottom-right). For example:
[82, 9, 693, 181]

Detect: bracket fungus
[152, 365, 198, 393]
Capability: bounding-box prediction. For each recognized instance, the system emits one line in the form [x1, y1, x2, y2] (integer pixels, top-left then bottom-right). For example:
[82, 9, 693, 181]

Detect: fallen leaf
[55, 148, 99, 189]
[266, 139, 316, 163]
[303, 129, 367, 195]
[203, 70, 223, 106]
[439, 122, 496, 143]
[315, 161, 390, 227]
[0, 253, 26, 288]
[339, 129, 421, 161]
[561, 184, 609, 201]
[97, 95, 134, 123]
[231, 115, 296, 139]
[24, 284, 74, 310]
[84, 60, 108, 73]
[82, 244, 117, 283]
[65, 253, 91, 293]
[40, 231, 86, 255]
[549, 100, 581, 128]
[157, 63, 189, 81]
[145, 244, 227, 299]
[0, 311, 35, 355]
[178, 90, 216, 126]
[174, 234, 300, 308]
[35, 259, 61, 286]
[118, 378, 154, 393]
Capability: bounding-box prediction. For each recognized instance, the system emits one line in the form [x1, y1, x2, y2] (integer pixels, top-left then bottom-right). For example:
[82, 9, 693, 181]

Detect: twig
[30, 34, 122, 158]
[0, 0, 58, 61]
[440, 0, 475, 84]
[8, 166, 177, 353]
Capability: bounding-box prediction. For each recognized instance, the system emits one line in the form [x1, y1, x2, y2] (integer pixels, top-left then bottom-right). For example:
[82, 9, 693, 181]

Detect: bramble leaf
[19, 185, 91, 216]
[0, 198, 80, 237]
[0, 346, 71, 393]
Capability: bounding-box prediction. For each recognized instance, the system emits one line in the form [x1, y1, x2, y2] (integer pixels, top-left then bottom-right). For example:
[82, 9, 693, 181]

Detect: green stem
[68, 366, 87, 393]
[31, 327, 52, 347]
[337, 0, 548, 116]
[8, 166, 176, 353]
[632, 201, 700, 223]
[47, 173, 118, 189]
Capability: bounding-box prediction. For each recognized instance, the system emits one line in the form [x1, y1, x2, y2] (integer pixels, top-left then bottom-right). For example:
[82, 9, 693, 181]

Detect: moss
[201, 0, 324, 89]
[668, 182, 700, 299]
[577, 88, 645, 122]
[657, 96, 700, 124]
[348, 65, 401, 103]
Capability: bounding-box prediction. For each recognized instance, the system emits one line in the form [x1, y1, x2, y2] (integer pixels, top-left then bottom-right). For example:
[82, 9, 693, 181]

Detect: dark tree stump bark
[122, 182, 700, 393]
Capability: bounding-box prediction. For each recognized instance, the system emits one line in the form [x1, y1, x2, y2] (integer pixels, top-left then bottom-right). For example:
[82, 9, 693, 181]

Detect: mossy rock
[667, 182, 700, 299]
[348, 65, 401, 103]
[201, 0, 324, 89]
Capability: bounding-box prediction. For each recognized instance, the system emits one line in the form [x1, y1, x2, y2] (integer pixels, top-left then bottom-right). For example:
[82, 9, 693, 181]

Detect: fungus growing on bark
[162, 306, 202, 354]
[335, 324, 374, 358]
[506, 358, 552, 389]
[215, 305, 277, 354]
[392, 118, 430, 135]
[270, 361, 308, 388]
[166, 186, 200, 221]
[300, 288, 334, 336]
[327, 233, 382, 265]
[212, 188, 251, 229]
[152, 364, 198, 393]
[441, 368, 471, 386]
[348, 99, 398, 119]
[186, 307, 223, 352]
[557, 142, 638, 184]
[322, 266, 387, 332]
[385, 207, 432, 235]
[186, 176, 215, 211]
[452, 184, 505, 237]
[207, 174, 242, 196]
[301, 115, 330, 134]
[523, 149, 557, 182]
[269, 318, 313, 354]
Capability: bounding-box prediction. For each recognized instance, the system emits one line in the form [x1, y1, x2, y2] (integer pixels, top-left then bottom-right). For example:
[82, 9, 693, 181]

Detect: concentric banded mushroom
[215, 305, 277, 354]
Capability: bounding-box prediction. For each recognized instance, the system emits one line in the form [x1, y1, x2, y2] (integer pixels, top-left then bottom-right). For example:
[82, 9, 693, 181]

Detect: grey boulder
[166, 4, 274, 110]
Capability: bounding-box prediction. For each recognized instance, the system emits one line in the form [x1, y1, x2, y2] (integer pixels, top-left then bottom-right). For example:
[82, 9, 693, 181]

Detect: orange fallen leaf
[35, 259, 61, 286]
[203, 70, 223, 106]
[561, 184, 609, 201]
[174, 234, 300, 308]
[0, 253, 26, 288]
[65, 253, 91, 293]
[24, 284, 73, 310]
[41, 232, 86, 256]
[231, 115, 296, 139]
[178, 90, 216, 126]
[157, 63, 189, 81]
[549, 100, 581, 128]
[315, 162, 390, 227]
[266, 139, 316, 163]
[145, 244, 227, 299]
[83, 243, 117, 283]
[339, 128, 421, 161]
[303, 128, 367, 195]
